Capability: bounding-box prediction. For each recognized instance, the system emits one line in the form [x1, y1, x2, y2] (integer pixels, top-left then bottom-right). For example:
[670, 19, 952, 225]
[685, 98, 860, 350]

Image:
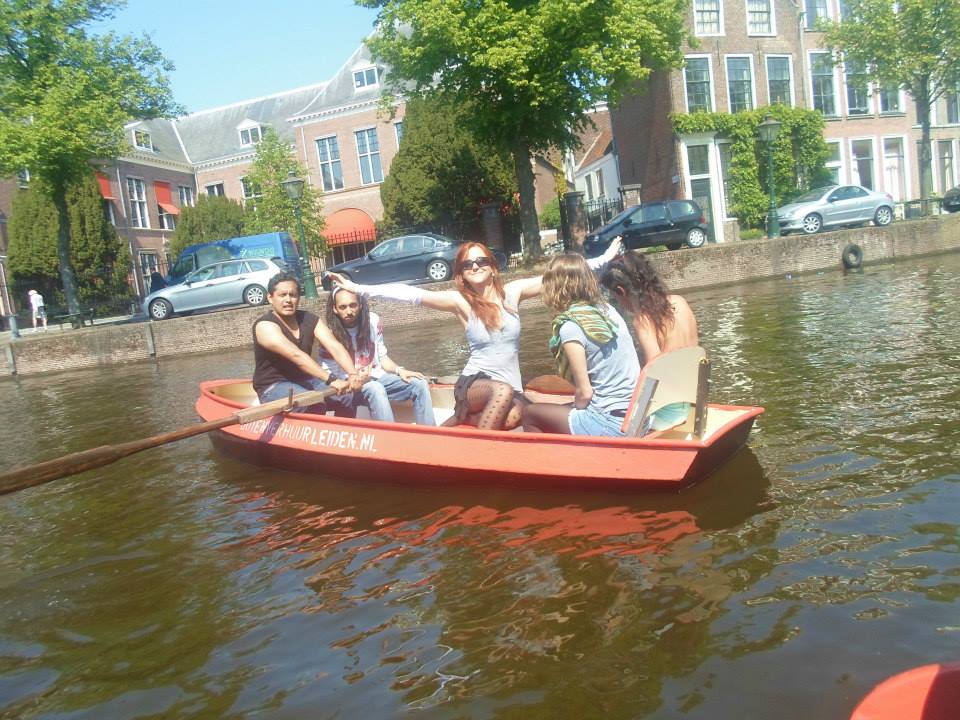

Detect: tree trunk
[915, 80, 933, 210]
[512, 139, 542, 261]
[51, 188, 81, 314]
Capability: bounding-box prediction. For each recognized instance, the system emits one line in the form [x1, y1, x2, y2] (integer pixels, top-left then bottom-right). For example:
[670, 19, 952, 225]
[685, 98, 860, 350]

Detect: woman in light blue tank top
[327, 239, 623, 430]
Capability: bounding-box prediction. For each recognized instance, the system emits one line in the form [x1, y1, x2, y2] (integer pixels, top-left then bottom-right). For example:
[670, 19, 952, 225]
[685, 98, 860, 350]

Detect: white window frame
[878, 84, 906, 115]
[716, 140, 736, 220]
[944, 86, 960, 125]
[178, 185, 195, 207]
[315, 134, 345, 192]
[394, 120, 404, 148]
[683, 54, 715, 113]
[16, 168, 30, 188]
[240, 176, 261, 206]
[935, 138, 956, 194]
[804, 0, 830, 29]
[880, 134, 910, 202]
[693, 0, 725, 37]
[205, 182, 225, 197]
[824, 139, 846, 184]
[808, 50, 839, 118]
[133, 129, 153, 151]
[843, 57, 872, 117]
[746, 0, 776, 36]
[725, 54, 757, 114]
[354, 127, 384, 185]
[353, 66, 379, 90]
[238, 125, 262, 146]
[765, 54, 795, 107]
[126, 176, 150, 229]
[848, 136, 879, 190]
[158, 205, 176, 231]
[103, 200, 116, 226]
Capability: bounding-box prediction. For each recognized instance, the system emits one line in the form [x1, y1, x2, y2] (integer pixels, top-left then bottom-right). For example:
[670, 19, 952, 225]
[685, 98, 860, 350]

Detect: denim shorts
[567, 405, 626, 437]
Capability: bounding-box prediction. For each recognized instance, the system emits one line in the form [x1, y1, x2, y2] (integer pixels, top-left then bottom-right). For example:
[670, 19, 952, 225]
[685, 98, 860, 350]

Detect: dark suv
[583, 200, 709, 257]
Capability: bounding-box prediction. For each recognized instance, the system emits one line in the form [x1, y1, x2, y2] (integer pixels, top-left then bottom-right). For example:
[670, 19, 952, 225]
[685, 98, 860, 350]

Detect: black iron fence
[583, 197, 624, 233]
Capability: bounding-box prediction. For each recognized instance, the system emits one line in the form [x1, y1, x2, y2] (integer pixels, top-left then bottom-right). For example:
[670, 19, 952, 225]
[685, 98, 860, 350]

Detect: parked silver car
[777, 185, 894, 235]
[144, 258, 283, 320]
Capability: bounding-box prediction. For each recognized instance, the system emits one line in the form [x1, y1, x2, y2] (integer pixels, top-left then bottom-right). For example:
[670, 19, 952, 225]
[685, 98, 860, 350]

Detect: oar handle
[0, 387, 337, 497]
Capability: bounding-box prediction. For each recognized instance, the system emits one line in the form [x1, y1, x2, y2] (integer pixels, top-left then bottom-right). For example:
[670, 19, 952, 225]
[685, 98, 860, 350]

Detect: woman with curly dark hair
[600, 251, 699, 365]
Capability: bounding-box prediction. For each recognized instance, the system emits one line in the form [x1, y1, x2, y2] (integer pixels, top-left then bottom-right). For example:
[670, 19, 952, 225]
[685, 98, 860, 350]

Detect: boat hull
[197, 380, 764, 490]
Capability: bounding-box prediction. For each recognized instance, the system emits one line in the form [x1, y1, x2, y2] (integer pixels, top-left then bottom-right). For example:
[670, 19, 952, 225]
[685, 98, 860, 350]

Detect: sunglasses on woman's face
[459, 256, 493, 273]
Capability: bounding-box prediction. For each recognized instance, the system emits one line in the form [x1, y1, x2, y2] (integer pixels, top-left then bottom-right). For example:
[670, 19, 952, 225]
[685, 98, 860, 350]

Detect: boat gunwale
[200, 379, 764, 451]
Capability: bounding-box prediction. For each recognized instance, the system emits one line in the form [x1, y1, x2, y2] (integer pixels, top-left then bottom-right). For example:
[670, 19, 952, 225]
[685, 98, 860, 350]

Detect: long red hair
[454, 242, 509, 331]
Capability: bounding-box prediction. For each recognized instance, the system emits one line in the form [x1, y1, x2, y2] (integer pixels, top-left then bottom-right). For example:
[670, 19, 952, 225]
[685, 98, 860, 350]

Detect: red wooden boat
[195, 347, 764, 490]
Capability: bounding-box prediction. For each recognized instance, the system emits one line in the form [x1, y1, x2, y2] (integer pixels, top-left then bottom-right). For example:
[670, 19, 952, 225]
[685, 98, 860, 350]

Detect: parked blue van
[166, 232, 302, 285]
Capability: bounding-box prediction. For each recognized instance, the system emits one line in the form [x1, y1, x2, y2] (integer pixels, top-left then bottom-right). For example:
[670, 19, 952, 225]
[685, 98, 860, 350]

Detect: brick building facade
[611, 0, 960, 243]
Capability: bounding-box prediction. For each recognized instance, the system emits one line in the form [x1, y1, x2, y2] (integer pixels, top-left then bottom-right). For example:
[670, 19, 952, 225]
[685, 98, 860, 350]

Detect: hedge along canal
[1, 213, 958, 378]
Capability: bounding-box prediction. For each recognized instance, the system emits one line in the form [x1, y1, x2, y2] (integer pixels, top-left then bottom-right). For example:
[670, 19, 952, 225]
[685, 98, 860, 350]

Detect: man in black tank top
[252, 272, 363, 414]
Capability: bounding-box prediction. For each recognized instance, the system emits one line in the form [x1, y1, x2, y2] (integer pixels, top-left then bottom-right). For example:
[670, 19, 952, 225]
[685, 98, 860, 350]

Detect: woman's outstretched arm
[325, 272, 467, 317]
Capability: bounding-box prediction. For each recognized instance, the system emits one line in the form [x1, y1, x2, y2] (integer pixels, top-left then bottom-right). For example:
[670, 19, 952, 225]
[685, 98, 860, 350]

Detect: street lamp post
[280, 170, 319, 299]
[758, 115, 782, 239]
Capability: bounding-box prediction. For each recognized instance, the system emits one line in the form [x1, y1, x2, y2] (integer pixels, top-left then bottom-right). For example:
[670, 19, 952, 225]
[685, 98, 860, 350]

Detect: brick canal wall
[2, 213, 958, 378]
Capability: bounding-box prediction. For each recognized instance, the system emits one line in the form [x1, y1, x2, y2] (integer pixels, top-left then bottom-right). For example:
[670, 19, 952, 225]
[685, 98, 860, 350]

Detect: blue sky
[96, 1, 380, 114]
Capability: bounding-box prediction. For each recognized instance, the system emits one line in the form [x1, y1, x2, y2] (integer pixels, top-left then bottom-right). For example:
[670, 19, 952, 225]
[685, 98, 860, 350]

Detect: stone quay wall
[2, 213, 958, 379]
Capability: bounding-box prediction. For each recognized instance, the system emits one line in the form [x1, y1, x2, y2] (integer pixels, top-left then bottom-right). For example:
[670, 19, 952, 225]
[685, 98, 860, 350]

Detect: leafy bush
[539, 196, 562, 230]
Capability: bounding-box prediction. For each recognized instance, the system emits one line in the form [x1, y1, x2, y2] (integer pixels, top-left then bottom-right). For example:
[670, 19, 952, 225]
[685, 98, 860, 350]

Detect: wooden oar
[0, 387, 337, 497]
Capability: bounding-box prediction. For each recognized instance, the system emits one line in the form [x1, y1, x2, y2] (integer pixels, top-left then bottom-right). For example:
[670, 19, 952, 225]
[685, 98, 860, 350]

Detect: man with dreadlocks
[319, 286, 436, 425]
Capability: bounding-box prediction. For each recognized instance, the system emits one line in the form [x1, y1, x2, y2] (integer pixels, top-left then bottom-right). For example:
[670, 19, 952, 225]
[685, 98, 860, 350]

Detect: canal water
[1, 252, 958, 719]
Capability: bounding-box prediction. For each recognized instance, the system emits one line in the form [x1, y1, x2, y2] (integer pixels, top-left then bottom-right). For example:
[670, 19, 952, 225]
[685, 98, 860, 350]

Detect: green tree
[8, 173, 131, 307]
[169, 195, 247, 259]
[0, 0, 179, 314]
[7, 182, 60, 301]
[823, 0, 960, 202]
[359, 0, 689, 260]
[242, 128, 325, 256]
[380, 96, 516, 235]
[66, 172, 131, 306]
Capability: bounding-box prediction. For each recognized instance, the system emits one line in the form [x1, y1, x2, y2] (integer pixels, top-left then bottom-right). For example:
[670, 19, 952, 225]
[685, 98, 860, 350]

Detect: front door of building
[690, 178, 714, 242]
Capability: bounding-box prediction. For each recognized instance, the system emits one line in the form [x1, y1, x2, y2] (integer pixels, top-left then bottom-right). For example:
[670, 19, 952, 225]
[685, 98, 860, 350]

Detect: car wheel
[427, 260, 451, 282]
[801, 213, 822, 234]
[243, 284, 266, 306]
[149, 298, 173, 320]
[685, 228, 708, 248]
[874, 206, 893, 226]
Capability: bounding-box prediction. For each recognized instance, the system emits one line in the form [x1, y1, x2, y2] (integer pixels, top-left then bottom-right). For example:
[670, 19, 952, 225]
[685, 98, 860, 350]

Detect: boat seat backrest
[621, 346, 710, 437]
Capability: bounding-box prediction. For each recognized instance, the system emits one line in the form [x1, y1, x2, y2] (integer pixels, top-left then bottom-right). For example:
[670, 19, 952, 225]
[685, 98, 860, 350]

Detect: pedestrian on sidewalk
[28, 290, 47, 331]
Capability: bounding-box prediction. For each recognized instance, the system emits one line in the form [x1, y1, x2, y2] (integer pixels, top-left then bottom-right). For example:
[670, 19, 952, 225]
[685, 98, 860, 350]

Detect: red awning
[153, 181, 180, 215]
[324, 208, 376, 246]
[96, 172, 115, 200]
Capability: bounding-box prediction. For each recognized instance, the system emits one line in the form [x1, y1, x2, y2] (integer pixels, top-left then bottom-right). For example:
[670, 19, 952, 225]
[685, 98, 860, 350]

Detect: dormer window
[133, 129, 153, 151]
[353, 67, 379, 90]
[239, 125, 262, 146]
